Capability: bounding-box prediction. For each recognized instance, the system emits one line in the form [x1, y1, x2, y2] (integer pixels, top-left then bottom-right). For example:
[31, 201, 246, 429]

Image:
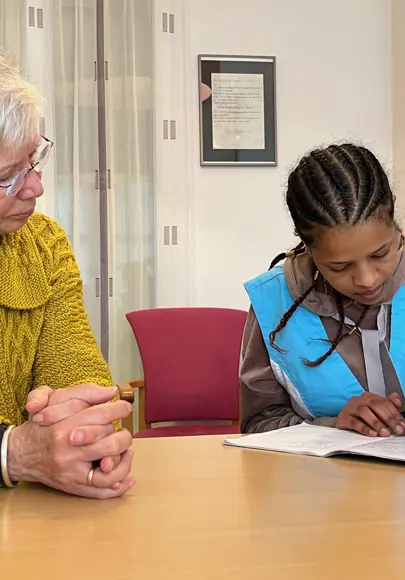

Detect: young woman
[241, 143, 405, 439]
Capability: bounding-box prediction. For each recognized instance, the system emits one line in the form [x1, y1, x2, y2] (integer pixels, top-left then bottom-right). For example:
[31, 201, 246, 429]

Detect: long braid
[270, 274, 317, 352]
[304, 293, 345, 367]
[268, 142, 394, 367]
[353, 305, 369, 329]
[269, 241, 305, 270]
[305, 302, 369, 366]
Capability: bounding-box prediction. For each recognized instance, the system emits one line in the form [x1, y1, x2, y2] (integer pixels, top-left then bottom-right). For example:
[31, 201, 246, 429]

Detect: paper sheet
[211, 73, 265, 150]
[349, 437, 405, 461]
[224, 424, 383, 457]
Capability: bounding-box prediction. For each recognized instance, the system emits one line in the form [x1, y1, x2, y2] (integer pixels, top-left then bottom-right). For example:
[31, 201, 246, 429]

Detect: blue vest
[244, 265, 405, 418]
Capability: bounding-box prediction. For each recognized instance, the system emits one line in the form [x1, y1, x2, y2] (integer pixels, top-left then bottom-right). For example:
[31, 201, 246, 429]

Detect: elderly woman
[0, 52, 134, 498]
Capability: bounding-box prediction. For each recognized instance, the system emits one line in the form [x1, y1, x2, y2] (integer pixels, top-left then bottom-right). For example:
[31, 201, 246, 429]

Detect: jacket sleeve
[240, 307, 336, 432]
[33, 224, 114, 389]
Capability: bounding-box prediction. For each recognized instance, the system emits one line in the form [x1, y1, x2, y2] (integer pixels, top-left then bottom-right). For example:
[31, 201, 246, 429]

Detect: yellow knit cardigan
[0, 212, 113, 426]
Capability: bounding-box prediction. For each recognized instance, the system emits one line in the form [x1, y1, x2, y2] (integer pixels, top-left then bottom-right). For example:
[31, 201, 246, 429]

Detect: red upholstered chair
[122, 307, 247, 438]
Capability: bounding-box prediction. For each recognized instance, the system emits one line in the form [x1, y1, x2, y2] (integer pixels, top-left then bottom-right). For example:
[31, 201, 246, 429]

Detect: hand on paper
[336, 392, 405, 437]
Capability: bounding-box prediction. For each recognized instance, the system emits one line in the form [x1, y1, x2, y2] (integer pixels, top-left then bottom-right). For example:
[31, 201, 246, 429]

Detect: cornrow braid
[287, 144, 394, 244]
[268, 143, 394, 367]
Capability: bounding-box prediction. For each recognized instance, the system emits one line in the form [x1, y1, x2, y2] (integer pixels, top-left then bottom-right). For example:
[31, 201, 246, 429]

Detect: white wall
[180, 0, 392, 309]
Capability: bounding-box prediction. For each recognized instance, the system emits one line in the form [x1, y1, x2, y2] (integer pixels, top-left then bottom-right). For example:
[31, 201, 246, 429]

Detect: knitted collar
[0, 221, 51, 310]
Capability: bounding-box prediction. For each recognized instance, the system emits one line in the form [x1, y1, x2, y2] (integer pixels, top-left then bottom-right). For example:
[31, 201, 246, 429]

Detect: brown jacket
[240, 250, 405, 433]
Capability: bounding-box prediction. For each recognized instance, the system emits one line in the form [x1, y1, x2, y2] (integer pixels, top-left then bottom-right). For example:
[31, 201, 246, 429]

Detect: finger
[26, 386, 53, 415]
[34, 399, 89, 425]
[345, 416, 378, 437]
[356, 406, 391, 437]
[99, 454, 121, 474]
[80, 429, 133, 462]
[68, 400, 132, 429]
[369, 399, 405, 435]
[49, 384, 118, 407]
[70, 423, 115, 445]
[92, 450, 133, 489]
[74, 475, 135, 499]
[388, 393, 403, 409]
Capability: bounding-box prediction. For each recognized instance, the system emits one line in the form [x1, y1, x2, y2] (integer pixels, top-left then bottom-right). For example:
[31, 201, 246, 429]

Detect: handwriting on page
[350, 437, 405, 460]
[266, 428, 379, 454]
[230, 424, 382, 456]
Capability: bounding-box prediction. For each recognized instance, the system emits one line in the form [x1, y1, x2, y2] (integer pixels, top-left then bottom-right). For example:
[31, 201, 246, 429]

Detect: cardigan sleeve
[33, 222, 114, 390]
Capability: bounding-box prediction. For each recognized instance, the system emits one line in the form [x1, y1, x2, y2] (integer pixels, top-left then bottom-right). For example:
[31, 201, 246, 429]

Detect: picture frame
[198, 54, 277, 166]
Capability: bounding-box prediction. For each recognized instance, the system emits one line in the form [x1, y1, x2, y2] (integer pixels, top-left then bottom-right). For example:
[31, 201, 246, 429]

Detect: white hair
[0, 50, 43, 150]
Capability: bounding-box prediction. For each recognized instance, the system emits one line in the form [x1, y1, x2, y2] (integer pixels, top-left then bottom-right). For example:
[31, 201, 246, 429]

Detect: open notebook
[224, 423, 405, 462]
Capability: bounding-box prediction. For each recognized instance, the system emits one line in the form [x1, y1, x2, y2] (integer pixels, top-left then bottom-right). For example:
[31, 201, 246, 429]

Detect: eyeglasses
[0, 135, 54, 197]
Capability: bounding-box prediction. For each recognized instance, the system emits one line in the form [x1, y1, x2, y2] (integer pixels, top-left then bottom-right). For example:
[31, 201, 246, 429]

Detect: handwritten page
[349, 437, 405, 461]
[224, 424, 383, 458]
[211, 73, 265, 150]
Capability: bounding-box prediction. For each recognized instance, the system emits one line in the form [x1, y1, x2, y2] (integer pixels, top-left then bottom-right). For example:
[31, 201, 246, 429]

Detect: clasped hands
[7, 384, 135, 499]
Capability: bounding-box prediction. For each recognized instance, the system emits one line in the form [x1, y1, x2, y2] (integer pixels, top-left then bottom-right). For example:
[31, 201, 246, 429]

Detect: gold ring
[87, 467, 95, 486]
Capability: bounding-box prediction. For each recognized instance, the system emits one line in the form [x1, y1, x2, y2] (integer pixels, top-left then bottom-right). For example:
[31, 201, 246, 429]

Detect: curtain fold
[104, 0, 155, 384]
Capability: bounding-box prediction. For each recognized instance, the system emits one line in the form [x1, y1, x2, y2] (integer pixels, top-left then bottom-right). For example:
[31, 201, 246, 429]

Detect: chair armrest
[118, 380, 144, 403]
[118, 381, 145, 434]
[129, 380, 145, 389]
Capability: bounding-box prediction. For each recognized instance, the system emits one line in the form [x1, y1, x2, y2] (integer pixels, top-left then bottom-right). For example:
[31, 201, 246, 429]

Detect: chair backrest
[126, 307, 247, 424]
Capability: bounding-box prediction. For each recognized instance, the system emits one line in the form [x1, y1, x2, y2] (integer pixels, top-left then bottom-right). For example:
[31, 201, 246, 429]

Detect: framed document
[198, 55, 277, 166]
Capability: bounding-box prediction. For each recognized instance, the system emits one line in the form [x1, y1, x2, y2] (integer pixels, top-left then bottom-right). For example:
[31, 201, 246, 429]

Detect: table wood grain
[1, 435, 405, 579]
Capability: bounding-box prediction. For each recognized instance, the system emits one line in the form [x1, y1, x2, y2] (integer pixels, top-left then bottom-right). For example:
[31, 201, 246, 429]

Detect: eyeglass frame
[0, 135, 54, 197]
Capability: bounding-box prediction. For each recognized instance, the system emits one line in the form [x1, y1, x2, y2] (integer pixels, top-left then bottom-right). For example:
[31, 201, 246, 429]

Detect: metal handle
[162, 12, 168, 32]
[169, 13, 175, 34]
[163, 120, 169, 139]
[170, 120, 176, 140]
[108, 278, 113, 297]
[171, 225, 178, 245]
[95, 278, 100, 298]
[164, 226, 170, 245]
[37, 8, 44, 28]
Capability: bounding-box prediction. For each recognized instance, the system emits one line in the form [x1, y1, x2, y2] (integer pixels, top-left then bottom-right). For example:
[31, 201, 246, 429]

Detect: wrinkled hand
[26, 384, 124, 474]
[8, 400, 134, 498]
[26, 384, 117, 418]
[336, 392, 405, 437]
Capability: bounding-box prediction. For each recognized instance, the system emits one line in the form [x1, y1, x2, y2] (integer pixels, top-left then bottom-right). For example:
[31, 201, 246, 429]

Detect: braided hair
[270, 143, 395, 366]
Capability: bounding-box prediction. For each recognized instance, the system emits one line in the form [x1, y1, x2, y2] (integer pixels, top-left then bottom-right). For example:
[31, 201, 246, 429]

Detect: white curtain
[104, 0, 155, 383]
[0, 0, 155, 387]
[51, 0, 102, 347]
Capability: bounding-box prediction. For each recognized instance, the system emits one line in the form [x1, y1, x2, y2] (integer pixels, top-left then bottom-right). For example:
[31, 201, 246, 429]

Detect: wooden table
[2, 435, 405, 579]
